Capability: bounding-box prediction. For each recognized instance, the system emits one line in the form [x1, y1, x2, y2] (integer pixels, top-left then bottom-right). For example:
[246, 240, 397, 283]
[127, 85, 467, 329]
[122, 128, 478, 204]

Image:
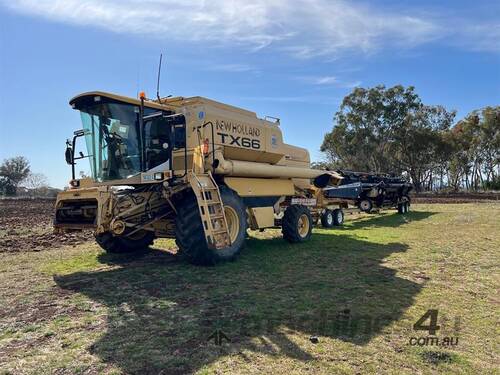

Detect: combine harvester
[54, 91, 343, 264]
[317, 170, 413, 228]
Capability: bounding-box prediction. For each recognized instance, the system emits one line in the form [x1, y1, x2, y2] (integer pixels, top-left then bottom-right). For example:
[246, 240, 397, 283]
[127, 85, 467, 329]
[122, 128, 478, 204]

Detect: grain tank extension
[54, 91, 342, 264]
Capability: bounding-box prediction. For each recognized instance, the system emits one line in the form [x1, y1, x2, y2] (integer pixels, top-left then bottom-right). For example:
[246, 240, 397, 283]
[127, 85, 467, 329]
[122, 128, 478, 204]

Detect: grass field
[0, 203, 499, 374]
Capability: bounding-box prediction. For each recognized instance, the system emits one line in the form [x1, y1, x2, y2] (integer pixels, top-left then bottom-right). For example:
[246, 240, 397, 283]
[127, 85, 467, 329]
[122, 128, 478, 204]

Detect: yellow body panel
[248, 207, 276, 229]
[223, 177, 295, 197]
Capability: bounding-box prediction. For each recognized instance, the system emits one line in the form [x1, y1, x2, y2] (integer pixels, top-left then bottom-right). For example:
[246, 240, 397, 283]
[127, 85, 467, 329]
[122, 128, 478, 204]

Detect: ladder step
[210, 214, 225, 220]
[190, 172, 231, 249]
[203, 201, 222, 206]
[213, 229, 230, 235]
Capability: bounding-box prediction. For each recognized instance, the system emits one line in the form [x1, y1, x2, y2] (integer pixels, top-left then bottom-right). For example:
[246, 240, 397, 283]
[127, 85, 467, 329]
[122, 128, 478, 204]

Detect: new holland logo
[271, 134, 278, 148]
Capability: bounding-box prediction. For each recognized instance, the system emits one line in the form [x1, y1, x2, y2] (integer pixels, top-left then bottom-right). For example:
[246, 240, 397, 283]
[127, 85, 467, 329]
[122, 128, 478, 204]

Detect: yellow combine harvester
[54, 91, 341, 264]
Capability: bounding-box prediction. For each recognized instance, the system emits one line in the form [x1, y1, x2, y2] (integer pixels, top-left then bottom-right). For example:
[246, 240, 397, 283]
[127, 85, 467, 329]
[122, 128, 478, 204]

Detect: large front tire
[282, 205, 313, 243]
[175, 187, 247, 266]
[95, 231, 154, 254]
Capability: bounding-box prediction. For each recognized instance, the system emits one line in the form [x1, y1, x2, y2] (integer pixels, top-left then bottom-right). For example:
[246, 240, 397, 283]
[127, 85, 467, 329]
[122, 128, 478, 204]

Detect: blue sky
[0, 0, 499, 188]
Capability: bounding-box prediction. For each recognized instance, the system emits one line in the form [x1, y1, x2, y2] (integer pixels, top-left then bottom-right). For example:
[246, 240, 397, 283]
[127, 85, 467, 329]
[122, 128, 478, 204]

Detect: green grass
[0, 203, 498, 374]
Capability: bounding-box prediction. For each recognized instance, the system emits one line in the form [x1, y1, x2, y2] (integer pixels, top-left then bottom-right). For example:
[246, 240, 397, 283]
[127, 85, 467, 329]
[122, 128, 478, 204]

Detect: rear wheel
[359, 199, 373, 212]
[321, 209, 334, 228]
[398, 196, 411, 214]
[95, 231, 154, 254]
[175, 187, 247, 266]
[282, 205, 313, 243]
[332, 208, 344, 226]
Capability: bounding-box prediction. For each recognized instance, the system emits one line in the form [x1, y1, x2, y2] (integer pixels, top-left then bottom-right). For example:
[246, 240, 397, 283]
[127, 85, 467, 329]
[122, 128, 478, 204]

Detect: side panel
[223, 177, 295, 197]
[248, 207, 275, 229]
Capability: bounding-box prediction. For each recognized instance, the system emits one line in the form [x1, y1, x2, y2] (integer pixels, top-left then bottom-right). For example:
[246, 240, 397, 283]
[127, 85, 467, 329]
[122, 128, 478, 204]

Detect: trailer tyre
[332, 208, 344, 226]
[282, 205, 313, 243]
[321, 209, 335, 228]
[359, 199, 373, 212]
[175, 187, 247, 266]
[398, 196, 411, 214]
[95, 231, 154, 254]
[398, 202, 410, 214]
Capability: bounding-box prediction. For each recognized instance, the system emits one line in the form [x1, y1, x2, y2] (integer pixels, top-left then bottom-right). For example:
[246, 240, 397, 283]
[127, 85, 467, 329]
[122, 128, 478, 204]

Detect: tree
[320, 85, 456, 191]
[389, 105, 455, 191]
[321, 85, 423, 173]
[310, 161, 338, 170]
[450, 106, 500, 190]
[0, 156, 31, 196]
[23, 172, 49, 197]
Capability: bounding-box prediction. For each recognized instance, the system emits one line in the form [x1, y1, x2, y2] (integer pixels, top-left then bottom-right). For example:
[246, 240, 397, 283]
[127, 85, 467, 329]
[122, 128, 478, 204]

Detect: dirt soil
[0, 199, 91, 253]
[1, 192, 497, 252]
[412, 191, 499, 204]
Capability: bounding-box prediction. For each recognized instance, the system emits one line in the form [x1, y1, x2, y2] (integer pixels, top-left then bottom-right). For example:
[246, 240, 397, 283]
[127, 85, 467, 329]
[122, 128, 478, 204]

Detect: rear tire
[282, 205, 313, 243]
[404, 201, 410, 213]
[398, 197, 411, 214]
[95, 231, 154, 254]
[359, 199, 373, 212]
[332, 208, 344, 226]
[175, 187, 247, 266]
[321, 209, 335, 228]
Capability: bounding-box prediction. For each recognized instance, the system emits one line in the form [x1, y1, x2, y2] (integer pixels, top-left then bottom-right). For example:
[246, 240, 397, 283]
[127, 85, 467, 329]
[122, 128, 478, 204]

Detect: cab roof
[69, 91, 257, 117]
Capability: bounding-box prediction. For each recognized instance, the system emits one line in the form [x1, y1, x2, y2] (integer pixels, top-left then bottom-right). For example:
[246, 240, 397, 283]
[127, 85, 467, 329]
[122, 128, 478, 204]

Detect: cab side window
[144, 118, 171, 170]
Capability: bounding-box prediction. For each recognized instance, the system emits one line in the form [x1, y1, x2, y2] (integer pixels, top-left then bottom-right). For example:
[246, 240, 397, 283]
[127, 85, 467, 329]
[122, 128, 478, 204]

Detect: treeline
[0, 156, 59, 197]
[319, 85, 500, 192]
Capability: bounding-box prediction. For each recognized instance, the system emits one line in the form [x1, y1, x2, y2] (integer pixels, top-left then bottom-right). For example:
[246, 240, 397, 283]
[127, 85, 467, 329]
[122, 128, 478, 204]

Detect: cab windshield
[78, 100, 157, 181]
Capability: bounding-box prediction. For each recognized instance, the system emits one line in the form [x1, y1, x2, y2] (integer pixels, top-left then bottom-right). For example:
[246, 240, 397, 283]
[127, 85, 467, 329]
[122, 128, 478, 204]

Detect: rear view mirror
[65, 144, 73, 165]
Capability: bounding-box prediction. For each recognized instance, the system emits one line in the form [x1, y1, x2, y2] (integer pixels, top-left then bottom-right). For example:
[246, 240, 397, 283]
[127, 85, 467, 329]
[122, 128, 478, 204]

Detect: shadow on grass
[339, 210, 436, 230]
[55, 232, 421, 374]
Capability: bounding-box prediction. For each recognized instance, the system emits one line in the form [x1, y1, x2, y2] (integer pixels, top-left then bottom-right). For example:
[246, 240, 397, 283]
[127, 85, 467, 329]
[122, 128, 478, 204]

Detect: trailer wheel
[175, 187, 247, 266]
[403, 196, 411, 213]
[332, 208, 344, 226]
[359, 199, 373, 212]
[95, 231, 154, 254]
[398, 196, 411, 214]
[282, 205, 313, 242]
[321, 209, 335, 228]
[398, 202, 410, 214]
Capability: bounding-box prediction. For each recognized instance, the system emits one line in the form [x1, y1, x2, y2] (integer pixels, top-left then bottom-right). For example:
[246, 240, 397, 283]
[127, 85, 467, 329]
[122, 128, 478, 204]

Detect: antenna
[156, 53, 163, 103]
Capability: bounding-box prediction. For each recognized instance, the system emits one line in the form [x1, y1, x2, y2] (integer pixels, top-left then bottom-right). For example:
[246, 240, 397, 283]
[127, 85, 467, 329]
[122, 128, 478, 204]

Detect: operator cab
[67, 92, 186, 184]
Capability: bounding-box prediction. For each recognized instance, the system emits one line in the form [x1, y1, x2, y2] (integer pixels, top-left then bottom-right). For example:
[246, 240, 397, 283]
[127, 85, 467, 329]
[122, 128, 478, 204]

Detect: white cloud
[455, 23, 500, 53]
[206, 64, 257, 73]
[1, 0, 497, 57]
[314, 76, 338, 85]
[298, 76, 361, 88]
[1, 0, 440, 57]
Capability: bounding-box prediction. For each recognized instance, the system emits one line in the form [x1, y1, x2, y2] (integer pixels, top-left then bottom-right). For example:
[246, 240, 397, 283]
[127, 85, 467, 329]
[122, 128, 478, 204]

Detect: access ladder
[189, 172, 231, 249]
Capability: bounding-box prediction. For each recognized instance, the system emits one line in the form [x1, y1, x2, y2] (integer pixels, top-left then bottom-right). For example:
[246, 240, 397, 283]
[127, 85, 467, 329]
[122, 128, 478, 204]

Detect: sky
[0, 0, 499, 188]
